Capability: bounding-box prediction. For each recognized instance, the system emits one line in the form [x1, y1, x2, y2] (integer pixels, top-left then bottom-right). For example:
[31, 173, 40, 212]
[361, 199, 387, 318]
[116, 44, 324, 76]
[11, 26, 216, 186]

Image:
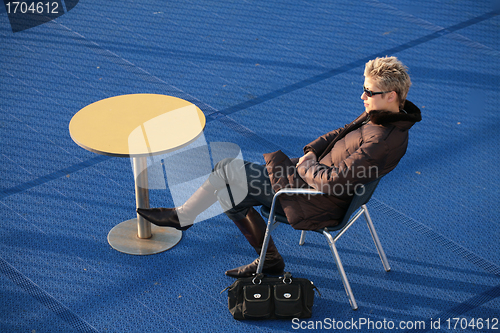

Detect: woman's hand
[296, 151, 317, 168]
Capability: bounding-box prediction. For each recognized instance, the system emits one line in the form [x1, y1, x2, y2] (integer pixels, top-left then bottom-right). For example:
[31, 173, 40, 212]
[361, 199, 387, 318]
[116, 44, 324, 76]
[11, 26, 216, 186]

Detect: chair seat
[260, 205, 344, 232]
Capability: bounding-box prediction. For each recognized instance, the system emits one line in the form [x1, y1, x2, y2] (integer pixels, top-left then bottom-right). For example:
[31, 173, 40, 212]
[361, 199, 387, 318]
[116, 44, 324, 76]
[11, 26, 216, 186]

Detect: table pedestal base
[107, 218, 182, 255]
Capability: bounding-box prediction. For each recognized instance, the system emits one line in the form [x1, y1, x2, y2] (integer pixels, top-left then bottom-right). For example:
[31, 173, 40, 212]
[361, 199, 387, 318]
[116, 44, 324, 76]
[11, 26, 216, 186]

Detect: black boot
[225, 207, 285, 278]
[136, 184, 217, 231]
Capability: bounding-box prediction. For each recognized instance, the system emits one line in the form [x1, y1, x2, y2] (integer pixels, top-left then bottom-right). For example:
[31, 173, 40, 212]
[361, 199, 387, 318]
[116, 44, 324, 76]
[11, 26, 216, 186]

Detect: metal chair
[256, 177, 390, 310]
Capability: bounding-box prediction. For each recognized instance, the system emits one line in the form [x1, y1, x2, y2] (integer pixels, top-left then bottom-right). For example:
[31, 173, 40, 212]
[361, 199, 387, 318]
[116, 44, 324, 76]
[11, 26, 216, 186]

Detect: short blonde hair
[364, 56, 411, 109]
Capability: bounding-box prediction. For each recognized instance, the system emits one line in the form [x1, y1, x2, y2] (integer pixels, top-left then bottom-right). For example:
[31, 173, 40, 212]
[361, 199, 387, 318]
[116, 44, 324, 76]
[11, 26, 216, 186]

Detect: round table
[69, 94, 206, 255]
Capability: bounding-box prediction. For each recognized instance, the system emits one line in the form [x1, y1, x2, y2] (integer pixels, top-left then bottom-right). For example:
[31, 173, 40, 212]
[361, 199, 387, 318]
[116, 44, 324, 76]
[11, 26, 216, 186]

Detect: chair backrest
[325, 176, 382, 231]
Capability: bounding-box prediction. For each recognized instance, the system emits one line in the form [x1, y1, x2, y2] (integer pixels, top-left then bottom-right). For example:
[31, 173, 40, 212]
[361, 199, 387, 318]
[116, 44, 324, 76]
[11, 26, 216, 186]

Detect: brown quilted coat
[263, 100, 422, 230]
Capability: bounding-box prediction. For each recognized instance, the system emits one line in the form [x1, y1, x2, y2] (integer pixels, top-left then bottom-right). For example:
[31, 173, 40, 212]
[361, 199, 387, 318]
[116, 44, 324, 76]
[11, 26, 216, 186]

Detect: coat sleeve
[298, 134, 388, 195]
[303, 126, 344, 157]
[303, 113, 367, 157]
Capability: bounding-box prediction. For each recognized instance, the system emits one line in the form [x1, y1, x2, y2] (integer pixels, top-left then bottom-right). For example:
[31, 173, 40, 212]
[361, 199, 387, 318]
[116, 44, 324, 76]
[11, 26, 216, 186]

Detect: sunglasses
[363, 86, 392, 97]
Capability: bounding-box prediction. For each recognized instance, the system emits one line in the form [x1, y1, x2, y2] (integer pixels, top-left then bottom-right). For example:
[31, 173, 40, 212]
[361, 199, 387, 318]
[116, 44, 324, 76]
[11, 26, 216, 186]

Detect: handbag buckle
[252, 273, 264, 285]
[282, 272, 292, 284]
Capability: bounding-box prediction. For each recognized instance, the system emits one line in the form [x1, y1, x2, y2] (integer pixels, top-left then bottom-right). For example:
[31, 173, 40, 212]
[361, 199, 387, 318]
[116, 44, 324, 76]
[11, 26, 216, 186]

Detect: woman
[137, 56, 422, 278]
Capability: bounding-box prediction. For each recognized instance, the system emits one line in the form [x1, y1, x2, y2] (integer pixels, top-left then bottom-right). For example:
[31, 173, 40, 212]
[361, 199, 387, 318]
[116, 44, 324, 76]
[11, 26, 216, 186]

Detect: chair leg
[363, 205, 391, 272]
[323, 230, 358, 310]
[256, 219, 280, 274]
[299, 230, 306, 245]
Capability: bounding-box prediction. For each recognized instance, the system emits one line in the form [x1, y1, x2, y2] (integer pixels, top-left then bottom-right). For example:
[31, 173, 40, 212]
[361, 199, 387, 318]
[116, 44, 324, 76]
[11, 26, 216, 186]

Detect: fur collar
[369, 100, 422, 125]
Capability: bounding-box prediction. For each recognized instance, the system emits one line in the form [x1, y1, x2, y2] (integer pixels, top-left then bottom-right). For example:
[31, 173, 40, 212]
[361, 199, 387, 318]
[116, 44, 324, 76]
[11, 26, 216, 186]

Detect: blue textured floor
[1, 1, 499, 332]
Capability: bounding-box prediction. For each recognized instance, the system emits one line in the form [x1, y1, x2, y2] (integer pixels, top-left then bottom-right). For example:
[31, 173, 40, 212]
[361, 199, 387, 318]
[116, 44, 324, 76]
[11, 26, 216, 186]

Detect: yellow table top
[69, 94, 206, 157]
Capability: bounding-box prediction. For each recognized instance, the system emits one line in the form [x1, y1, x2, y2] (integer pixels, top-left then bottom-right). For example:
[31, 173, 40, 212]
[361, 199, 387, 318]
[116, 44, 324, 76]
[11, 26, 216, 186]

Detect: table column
[134, 156, 151, 239]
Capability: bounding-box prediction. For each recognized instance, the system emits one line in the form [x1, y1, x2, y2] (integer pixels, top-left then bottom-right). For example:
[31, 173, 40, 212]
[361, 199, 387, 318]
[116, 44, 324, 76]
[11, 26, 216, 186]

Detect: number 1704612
[5, 2, 60, 14]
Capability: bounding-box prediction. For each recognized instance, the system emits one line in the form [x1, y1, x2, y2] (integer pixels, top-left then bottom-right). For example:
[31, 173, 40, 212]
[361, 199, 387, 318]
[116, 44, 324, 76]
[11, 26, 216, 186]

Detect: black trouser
[202, 158, 285, 221]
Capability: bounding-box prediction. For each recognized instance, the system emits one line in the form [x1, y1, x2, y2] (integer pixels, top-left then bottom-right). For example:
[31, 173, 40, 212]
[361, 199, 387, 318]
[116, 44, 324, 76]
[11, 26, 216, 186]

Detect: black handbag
[222, 272, 320, 320]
